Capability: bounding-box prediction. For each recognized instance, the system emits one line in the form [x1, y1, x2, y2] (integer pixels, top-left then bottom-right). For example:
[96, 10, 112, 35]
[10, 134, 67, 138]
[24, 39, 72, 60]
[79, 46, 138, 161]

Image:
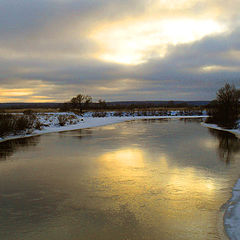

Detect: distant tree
[84, 95, 92, 109]
[70, 94, 92, 113]
[98, 99, 107, 109]
[207, 83, 240, 128]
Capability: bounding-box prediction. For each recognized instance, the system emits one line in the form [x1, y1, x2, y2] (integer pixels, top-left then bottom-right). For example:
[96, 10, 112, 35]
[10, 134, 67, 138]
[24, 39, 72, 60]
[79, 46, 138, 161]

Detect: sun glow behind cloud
[91, 18, 226, 65]
[0, 0, 239, 102]
[201, 65, 240, 72]
[0, 83, 60, 102]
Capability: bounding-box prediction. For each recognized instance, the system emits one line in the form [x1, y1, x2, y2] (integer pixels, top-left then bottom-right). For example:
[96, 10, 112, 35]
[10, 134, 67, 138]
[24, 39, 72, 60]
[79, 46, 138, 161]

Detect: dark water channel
[1, 119, 240, 240]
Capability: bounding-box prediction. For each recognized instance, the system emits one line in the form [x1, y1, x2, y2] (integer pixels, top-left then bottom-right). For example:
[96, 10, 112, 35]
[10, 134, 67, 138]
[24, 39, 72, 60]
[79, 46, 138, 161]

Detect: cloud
[0, 0, 240, 102]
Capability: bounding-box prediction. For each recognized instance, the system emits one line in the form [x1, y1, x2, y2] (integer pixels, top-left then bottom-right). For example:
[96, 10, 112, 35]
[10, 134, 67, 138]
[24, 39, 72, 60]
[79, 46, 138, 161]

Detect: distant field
[1, 106, 205, 114]
[3, 108, 59, 113]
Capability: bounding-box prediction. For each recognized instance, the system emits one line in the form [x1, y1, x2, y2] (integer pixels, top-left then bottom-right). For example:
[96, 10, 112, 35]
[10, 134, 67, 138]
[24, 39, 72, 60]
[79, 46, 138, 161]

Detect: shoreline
[0, 115, 206, 143]
[202, 122, 240, 240]
[224, 179, 240, 239]
[201, 122, 240, 139]
[218, 207, 229, 240]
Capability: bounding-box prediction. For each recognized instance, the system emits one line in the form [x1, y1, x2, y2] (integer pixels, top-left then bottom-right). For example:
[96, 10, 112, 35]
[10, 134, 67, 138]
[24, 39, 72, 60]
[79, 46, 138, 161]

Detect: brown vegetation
[206, 83, 240, 128]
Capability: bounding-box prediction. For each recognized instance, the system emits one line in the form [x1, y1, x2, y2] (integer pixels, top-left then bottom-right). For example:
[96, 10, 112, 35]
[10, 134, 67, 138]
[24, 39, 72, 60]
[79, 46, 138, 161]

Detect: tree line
[65, 83, 240, 129]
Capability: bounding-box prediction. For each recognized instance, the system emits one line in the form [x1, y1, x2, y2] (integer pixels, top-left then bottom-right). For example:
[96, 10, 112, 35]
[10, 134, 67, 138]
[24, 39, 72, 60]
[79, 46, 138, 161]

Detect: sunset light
[92, 19, 226, 65]
[0, 0, 238, 101]
[0, 1, 240, 238]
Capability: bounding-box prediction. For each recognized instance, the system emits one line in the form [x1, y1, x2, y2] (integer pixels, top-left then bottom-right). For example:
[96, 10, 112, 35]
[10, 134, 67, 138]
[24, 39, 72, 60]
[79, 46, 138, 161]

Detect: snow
[224, 179, 240, 240]
[201, 123, 240, 139]
[202, 122, 240, 240]
[0, 112, 207, 143]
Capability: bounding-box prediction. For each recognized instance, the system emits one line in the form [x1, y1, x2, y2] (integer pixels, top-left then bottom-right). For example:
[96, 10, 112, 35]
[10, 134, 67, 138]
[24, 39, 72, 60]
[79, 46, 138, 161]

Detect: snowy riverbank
[203, 122, 240, 240]
[224, 179, 240, 240]
[0, 113, 207, 143]
[201, 122, 240, 139]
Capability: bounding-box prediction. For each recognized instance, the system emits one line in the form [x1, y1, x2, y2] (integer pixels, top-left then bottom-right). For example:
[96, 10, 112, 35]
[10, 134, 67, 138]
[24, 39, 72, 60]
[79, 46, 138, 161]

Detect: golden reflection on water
[97, 147, 220, 239]
[99, 148, 217, 197]
[201, 138, 219, 149]
[100, 148, 144, 168]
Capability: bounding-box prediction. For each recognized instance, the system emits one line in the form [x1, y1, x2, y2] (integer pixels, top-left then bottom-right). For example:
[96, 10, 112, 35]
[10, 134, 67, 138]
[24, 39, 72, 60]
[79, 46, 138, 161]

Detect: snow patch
[201, 123, 240, 139]
[224, 179, 240, 240]
[0, 114, 207, 143]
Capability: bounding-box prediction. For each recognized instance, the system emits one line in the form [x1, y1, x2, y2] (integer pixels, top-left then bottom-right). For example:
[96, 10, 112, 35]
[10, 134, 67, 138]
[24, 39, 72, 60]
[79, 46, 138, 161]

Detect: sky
[0, 0, 240, 102]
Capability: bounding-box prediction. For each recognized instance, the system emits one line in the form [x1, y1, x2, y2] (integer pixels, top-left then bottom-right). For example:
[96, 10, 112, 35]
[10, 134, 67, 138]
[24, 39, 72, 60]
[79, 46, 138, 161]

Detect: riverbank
[202, 122, 240, 240]
[201, 122, 240, 139]
[224, 179, 240, 240]
[0, 114, 207, 143]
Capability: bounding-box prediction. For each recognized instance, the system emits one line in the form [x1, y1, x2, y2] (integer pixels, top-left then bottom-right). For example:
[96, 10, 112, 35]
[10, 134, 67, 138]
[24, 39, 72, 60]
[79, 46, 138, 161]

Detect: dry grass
[4, 108, 59, 113]
[0, 114, 35, 137]
[2, 106, 204, 114]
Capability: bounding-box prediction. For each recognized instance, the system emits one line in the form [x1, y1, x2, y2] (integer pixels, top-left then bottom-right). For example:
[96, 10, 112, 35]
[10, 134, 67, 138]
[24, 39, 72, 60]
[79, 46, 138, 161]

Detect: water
[0, 119, 240, 240]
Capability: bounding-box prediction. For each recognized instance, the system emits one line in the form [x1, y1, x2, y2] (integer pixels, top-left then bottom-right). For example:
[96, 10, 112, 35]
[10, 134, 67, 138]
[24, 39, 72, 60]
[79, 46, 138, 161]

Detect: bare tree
[70, 94, 92, 114]
[207, 83, 240, 128]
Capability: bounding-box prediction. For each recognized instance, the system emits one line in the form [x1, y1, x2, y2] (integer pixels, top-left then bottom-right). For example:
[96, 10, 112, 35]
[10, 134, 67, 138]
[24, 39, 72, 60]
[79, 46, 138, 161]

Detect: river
[0, 119, 240, 240]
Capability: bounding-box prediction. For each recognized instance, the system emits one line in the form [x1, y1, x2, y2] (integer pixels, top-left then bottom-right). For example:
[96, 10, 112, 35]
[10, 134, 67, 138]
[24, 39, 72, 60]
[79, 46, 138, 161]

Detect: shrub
[0, 114, 34, 137]
[14, 116, 34, 133]
[58, 115, 68, 126]
[0, 114, 14, 137]
[35, 120, 43, 130]
[125, 111, 135, 116]
[92, 111, 107, 117]
[113, 111, 124, 117]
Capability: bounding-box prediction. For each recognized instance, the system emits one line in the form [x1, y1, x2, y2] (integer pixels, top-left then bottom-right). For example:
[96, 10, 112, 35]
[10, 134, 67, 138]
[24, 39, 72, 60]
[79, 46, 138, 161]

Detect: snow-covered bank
[0, 114, 207, 143]
[224, 179, 240, 240]
[201, 123, 240, 139]
[202, 122, 240, 240]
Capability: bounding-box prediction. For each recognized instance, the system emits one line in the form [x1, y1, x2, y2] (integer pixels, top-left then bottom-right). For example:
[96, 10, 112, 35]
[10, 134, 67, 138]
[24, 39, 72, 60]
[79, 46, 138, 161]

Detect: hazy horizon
[0, 100, 211, 104]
